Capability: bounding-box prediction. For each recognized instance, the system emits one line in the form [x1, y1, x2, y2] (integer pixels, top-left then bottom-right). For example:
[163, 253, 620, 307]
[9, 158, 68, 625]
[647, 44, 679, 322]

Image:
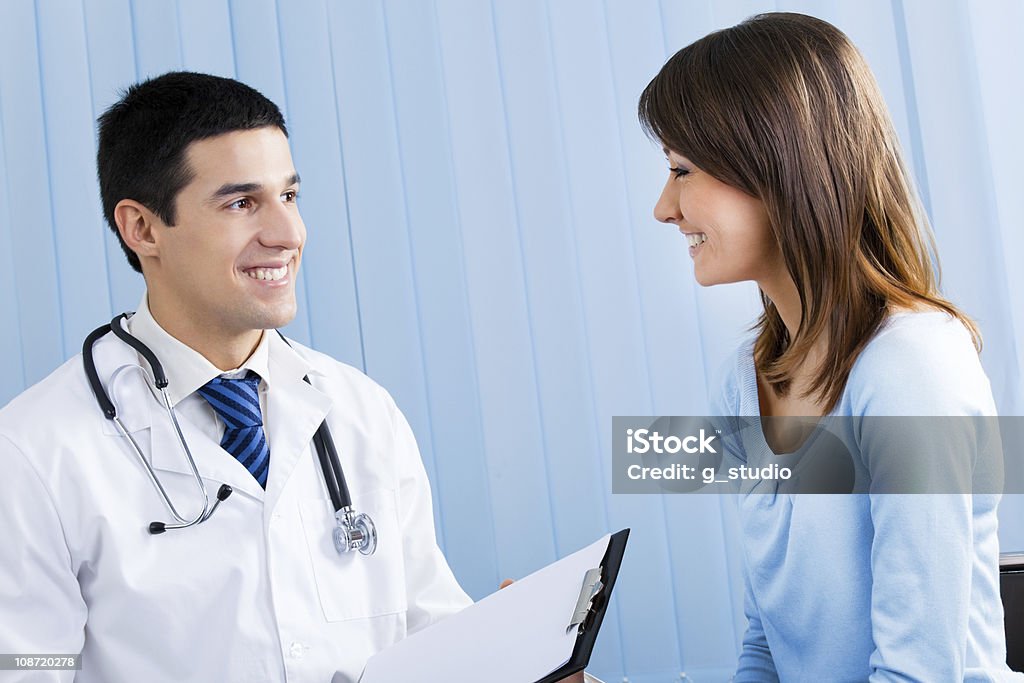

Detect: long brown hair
[638, 12, 979, 412]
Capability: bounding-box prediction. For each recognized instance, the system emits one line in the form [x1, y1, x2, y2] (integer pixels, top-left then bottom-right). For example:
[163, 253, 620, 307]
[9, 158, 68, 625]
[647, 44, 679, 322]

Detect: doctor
[0, 72, 588, 683]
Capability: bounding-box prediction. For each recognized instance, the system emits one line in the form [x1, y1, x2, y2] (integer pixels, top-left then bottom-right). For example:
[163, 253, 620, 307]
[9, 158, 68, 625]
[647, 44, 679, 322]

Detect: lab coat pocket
[299, 489, 408, 622]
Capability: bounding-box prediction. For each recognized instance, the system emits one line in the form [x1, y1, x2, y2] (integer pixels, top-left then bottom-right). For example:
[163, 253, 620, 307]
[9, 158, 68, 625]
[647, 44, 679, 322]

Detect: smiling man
[0, 72, 588, 682]
[117, 124, 304, 374]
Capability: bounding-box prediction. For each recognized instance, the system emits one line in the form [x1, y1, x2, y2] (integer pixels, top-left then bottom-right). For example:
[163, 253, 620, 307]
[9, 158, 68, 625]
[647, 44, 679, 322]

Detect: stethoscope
[82, 313, 377, 556]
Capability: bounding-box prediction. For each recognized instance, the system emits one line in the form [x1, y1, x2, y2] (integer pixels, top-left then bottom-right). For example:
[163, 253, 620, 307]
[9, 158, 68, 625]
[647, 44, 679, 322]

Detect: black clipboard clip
[534, 528, 630, 683]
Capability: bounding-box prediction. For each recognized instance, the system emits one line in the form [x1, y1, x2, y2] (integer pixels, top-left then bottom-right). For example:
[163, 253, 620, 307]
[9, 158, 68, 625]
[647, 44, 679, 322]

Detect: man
[0, 72, 588, 682]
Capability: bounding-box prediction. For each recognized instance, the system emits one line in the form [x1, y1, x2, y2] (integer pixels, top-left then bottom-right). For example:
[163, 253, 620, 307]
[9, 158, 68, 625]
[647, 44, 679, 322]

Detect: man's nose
[260, 204, 305, 250]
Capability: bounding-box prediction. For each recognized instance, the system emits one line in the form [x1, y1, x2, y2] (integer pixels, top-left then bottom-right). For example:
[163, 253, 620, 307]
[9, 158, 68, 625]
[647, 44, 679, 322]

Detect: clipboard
[535, 527, 630, 683]
[355, 529, 630, 683]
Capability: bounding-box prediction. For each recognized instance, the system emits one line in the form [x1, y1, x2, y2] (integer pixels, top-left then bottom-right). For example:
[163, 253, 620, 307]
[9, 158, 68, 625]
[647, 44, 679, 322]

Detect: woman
[639, 13, 1019, 681]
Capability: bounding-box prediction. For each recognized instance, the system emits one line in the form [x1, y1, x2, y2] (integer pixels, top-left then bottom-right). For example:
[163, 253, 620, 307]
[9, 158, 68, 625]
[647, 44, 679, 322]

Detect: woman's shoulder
[861, 309, 975, 360]
[843, 309, 995, 416]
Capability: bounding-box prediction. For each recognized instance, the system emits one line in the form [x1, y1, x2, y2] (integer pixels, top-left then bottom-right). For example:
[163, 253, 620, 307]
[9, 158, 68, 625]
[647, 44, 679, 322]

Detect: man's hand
[499, 580, 588, 683]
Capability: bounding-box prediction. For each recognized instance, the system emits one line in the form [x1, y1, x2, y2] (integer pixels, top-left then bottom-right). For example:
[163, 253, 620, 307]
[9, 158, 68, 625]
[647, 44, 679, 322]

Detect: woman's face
[654, 150, 784, 288]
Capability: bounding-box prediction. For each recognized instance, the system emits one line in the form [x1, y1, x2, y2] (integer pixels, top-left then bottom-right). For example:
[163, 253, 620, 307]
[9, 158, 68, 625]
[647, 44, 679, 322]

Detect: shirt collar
[126, 293, 272, 407]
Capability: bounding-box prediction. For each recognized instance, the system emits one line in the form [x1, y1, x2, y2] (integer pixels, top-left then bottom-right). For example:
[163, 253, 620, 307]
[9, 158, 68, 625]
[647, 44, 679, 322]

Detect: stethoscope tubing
[85, 324, 221, 530]
[82, 314, 367, 548]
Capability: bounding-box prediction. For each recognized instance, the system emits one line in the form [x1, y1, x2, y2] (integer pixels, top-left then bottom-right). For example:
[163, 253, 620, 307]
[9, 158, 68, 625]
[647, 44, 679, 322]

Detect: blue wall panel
[131, 1, 182, 78]
[177, 0, 236, 77]
[0, 99, 26, 406]
[433, 0, 558, 583]
[967, 0, 1024, 418]
[966, 0, 1024, 555]
[82, 0, 145, 317]
[898, 0, 1018, 413]
[546, 2, 686, 677]
[380, 0, 499, 598]
[2, 1, 1022, 680]
[325, 0, 446, 539]
[36, 0, 112, 361]
[276, 0, 363, 367]
[0, 1, 64, 390]
[489, 0, 625, 674]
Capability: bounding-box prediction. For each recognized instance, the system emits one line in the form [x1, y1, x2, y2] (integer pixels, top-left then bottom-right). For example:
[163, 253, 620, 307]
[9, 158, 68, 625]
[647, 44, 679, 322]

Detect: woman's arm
[735, 564, 780, 682]
[866, 492, 973, 681]
[854, 316, 997, 680]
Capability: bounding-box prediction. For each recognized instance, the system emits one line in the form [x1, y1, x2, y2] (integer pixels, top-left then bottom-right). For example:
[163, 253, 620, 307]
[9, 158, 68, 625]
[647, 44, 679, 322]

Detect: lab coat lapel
[147, 401, 268, 502]
[92, 329, 267, 501]
[95, 329, 331, 506]
[262, 334, 332, 515]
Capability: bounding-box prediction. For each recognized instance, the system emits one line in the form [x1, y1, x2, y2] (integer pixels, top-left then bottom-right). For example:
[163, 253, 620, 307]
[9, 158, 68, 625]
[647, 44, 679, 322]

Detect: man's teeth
[246, 266, 287, 281]
[686, 233, 707, 248]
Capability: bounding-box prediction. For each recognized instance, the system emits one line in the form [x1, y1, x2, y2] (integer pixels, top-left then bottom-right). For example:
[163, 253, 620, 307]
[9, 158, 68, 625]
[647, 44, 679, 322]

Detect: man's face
[147, 127, 305, 338]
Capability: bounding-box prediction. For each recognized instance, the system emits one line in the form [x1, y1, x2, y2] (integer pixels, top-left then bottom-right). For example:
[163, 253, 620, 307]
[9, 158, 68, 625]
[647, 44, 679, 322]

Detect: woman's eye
[229, 198, 252, 210]
[669, 166, 690, 179]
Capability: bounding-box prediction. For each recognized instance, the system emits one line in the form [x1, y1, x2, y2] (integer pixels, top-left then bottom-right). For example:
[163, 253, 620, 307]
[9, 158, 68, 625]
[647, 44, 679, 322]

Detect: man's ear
[114, 199, 161, 262]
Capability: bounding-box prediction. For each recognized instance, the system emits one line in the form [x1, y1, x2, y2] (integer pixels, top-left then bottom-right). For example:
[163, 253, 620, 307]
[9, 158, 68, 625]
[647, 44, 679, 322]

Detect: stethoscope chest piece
[334, 508, 378, 556]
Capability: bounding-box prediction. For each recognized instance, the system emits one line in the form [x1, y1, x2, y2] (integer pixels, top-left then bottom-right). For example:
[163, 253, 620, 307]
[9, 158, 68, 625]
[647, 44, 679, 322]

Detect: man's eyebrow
[207, 173, 301, 202]
[208, 182, 262, 201]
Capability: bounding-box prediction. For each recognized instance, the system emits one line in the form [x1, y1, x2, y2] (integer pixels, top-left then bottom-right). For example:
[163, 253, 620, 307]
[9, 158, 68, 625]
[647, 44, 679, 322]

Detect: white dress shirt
[128, 297, 275, 446]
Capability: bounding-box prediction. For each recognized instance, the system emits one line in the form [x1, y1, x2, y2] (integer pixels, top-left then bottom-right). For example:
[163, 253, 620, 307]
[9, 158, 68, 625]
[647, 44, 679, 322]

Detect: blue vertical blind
[1, 1, 1021, 680]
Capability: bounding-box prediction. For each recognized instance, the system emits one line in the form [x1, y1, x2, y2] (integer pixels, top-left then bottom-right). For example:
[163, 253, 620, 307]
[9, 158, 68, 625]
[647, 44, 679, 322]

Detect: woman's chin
[693, 269, 720, 287]
[693, 265, 749, 288]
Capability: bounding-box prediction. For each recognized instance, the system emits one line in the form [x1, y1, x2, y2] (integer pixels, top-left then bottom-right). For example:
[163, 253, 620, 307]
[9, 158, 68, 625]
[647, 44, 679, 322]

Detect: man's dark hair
[97, 71, 288, 273]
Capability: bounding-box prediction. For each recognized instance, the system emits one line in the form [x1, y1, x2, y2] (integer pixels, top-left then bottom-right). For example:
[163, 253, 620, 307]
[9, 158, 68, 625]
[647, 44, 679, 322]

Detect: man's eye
[669, 166, 690, 179]
[282, 190, 299, 202]
[229, 198, 253, 210]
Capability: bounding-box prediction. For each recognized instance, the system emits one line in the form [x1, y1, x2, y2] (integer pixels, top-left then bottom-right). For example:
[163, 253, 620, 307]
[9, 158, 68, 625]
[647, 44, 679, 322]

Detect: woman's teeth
[246, 266, 287, 281]
[686, 233, 707, 248]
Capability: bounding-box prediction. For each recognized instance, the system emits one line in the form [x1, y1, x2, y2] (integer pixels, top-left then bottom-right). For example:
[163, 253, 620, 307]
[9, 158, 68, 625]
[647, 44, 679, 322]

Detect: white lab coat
[0, 328, 472, 682]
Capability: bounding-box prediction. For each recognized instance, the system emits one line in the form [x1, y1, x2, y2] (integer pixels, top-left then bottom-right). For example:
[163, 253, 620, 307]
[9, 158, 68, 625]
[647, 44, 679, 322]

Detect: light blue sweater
[713, 311, 1021, 681]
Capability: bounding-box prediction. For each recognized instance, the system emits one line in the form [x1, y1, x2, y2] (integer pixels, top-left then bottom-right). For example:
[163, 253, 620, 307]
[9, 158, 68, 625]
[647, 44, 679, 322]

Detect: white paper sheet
[355, 534, 611, 683]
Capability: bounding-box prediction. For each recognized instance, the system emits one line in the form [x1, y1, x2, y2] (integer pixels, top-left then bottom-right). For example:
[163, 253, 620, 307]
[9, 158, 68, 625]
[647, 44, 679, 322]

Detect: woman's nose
[653, 178, 680, 224]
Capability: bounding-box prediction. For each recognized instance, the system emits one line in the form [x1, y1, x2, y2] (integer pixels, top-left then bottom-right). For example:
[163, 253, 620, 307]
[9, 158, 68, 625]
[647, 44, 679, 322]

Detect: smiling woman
[639, 12, 1020, 681]
[639, 11, 979, 418]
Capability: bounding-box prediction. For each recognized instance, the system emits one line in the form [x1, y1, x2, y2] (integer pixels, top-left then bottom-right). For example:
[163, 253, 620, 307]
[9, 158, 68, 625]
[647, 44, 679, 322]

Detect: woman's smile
[682, 231, 708, 257]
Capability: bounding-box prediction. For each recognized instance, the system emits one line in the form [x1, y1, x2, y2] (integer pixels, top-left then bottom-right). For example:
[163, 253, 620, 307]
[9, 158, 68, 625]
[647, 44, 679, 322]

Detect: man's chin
[262, 312, 298, 332]
[244, 302, 298, 332]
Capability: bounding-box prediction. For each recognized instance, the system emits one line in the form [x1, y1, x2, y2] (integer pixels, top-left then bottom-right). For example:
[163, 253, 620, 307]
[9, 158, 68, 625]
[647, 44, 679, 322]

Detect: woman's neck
[757, 270, 829, 390]
[760, 270, 802, 340]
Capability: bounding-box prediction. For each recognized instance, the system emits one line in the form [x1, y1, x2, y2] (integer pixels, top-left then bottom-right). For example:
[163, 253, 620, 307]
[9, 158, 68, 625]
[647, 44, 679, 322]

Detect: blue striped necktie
[196, 371, 270, 488]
